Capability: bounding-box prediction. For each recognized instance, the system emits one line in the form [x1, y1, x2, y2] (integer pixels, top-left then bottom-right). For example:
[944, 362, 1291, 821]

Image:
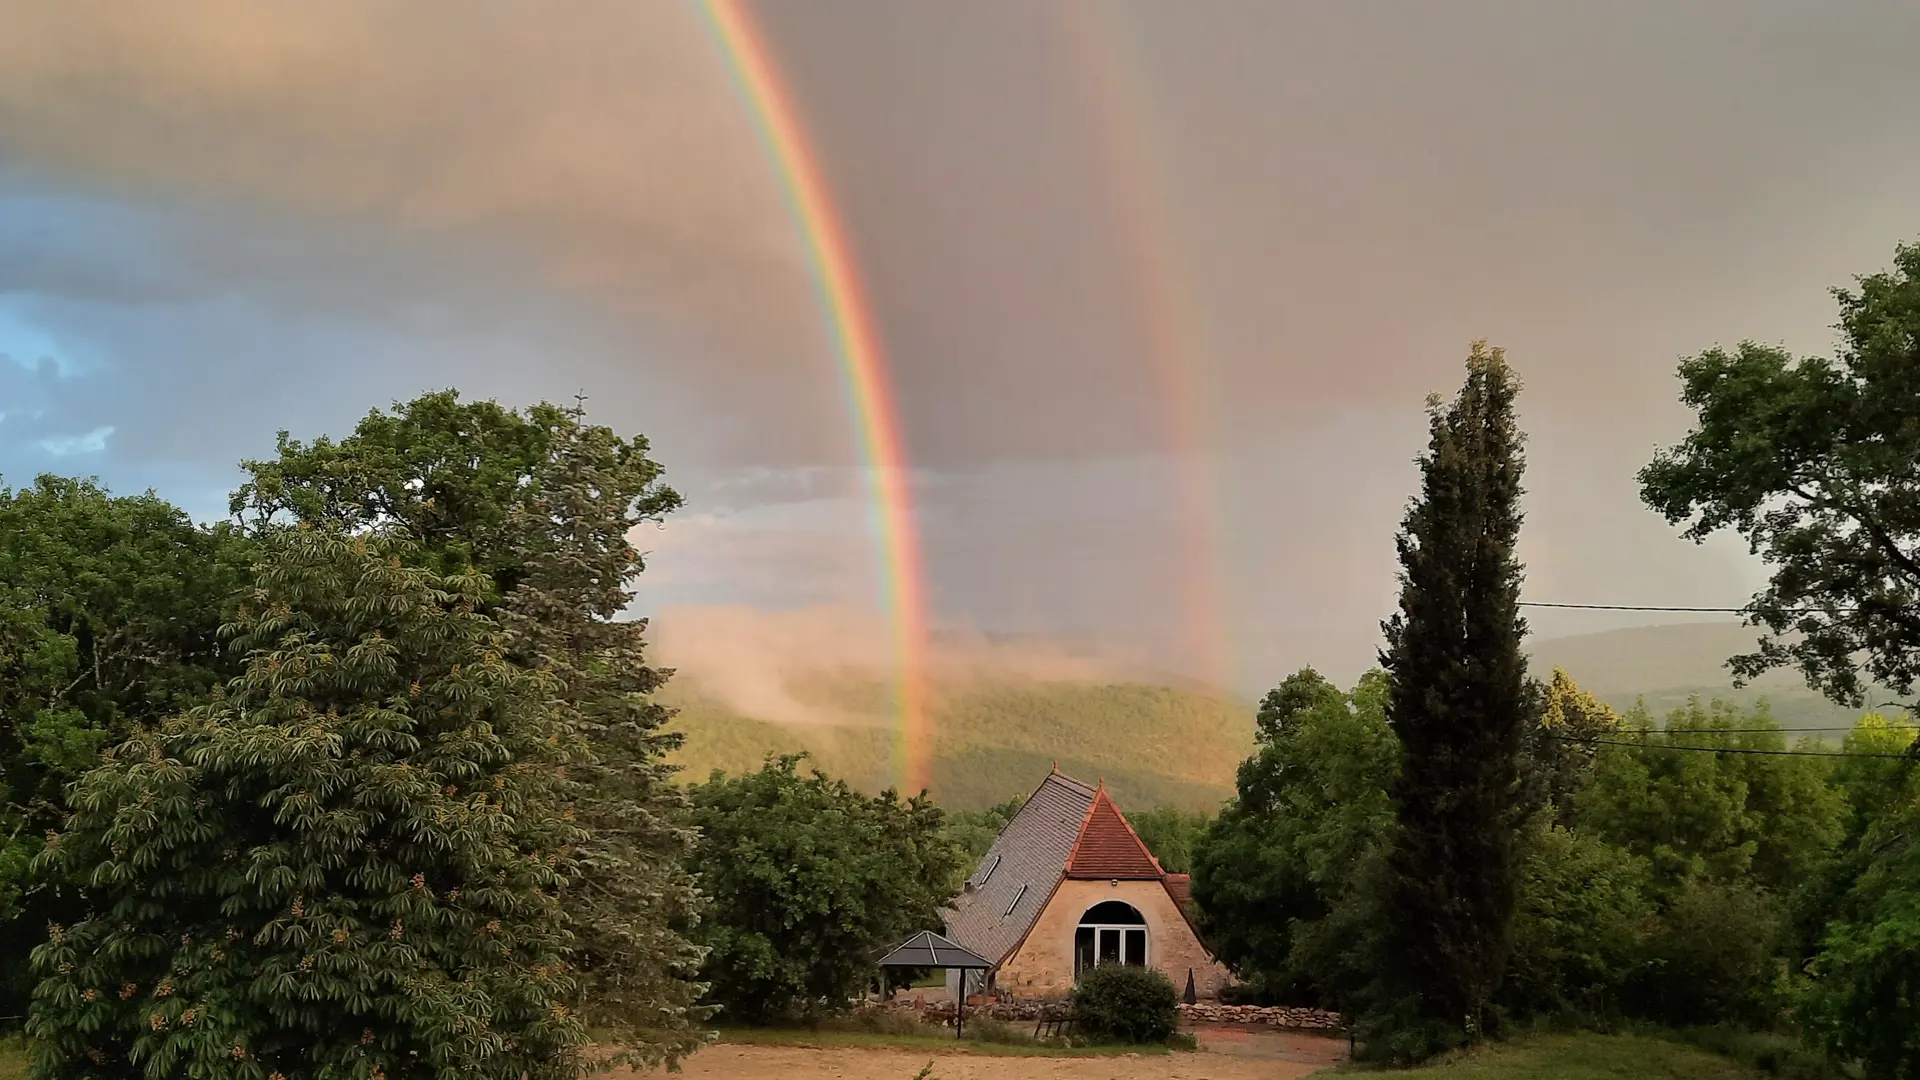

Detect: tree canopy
[1190, 667, 1397, 1005]
[28, 531, 594, 1079]
[1639, 240, 1920, 708]
[686, 755, 962, 1022]
[0, 476, 251, 1013]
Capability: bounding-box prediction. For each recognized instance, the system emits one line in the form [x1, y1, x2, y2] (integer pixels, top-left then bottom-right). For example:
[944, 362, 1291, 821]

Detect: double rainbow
[701, 0, 934, 793]
[700, 2, 1232, 791]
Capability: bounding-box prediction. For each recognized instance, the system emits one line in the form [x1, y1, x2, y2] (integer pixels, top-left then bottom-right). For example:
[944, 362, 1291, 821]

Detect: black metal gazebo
[877, 930, 994, 1038]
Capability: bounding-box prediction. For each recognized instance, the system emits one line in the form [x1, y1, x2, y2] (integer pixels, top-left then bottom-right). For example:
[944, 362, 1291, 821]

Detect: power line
[1521, 601, 1751, 612]
[1521, 600, 1916, 614]
[1542, 733, 1913, 759]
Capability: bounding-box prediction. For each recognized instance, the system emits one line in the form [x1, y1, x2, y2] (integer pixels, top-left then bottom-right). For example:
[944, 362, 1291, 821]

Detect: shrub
[1503, 824, 1655, 1019]
[1071, 964, 1179, 1044]
[1629, 878, 1786, 1027]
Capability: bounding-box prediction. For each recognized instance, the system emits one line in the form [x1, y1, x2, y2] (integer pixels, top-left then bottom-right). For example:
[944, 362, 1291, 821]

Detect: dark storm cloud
[1, 0, 1915, 689]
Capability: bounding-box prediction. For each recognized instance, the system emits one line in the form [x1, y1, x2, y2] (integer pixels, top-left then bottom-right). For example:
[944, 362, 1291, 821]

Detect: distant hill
[656, 620, 1903, 814]
[1526, 621, 1899, 731]
[662, 675, 1253, 813]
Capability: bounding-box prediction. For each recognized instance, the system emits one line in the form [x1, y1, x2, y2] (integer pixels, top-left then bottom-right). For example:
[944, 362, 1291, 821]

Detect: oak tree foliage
[1639, 240, 1920, 708]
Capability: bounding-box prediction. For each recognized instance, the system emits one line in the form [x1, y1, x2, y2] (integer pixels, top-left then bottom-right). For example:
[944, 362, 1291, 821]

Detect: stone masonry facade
[995, 878, 1231, 1001]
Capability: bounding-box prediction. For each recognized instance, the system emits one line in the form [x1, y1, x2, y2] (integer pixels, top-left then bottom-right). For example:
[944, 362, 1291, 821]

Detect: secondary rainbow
[1055, 1, 1236, 692]
[700, 0, 934, 792]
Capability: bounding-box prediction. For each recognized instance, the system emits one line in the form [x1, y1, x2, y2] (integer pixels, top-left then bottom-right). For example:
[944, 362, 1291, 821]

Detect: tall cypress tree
[1367, 342, 1532, 1059]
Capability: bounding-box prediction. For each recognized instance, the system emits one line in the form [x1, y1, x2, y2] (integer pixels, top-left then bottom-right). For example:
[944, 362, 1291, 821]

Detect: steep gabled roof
[942, 768, 1219, 972]
[1064, 786, 1164, 879]
[940, 769, 1096, 966]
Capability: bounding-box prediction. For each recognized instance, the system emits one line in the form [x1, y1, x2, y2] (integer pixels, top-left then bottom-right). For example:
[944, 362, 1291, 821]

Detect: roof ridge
[1046, 769, 1096, 794]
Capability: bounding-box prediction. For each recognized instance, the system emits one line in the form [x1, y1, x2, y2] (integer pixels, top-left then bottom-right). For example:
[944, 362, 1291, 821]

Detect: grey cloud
[1, 0, 1915, 690]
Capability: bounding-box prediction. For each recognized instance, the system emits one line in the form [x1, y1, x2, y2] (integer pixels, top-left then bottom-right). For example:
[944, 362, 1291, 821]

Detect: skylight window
[1004, 883, 1027, 917]
[977, 854, 1002, 885]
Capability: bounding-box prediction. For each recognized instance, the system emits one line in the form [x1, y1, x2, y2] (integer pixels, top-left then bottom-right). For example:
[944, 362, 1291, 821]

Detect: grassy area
[0, 1037, 27, 1080]
[1342, 1032, 1779, 1080]
[715, 1025, 1170, 1058]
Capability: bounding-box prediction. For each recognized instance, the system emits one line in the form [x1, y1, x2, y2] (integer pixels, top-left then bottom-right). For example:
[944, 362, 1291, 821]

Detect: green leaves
[1639, 241, 1920, 706]
[687, 755, 963, 1022]
[26, 530, 594, 1080]
[1190, 667, 1398, 1004]
[0, 475, 251, 1012]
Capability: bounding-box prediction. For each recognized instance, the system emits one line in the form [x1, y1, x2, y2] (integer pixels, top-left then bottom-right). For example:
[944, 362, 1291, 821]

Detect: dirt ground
[642, 1026, 1347, 1079]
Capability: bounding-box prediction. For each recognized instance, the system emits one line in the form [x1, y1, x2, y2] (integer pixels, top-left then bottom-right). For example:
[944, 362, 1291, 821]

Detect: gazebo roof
[877, 930, 994, 970]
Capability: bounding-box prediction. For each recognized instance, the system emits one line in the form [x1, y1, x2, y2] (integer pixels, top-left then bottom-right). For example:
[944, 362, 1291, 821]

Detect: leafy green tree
[0, 476, 250, 1013]
[1527, 669, 1622, 827]
[1190, 668, 1398, 1004]
[942, 794, 1025, 865]
[1638, 239, 1920, 709]
[1576, 699, 1843, 898]
[1632, 878, 1786, 1028]
[1126, 806, 1210, 875]
[1801, 791, 1920, 1080]
[687, 755, 962, 1022]
[1502, 823, 1654, 1019]
[26, 530, 593, 1079]
[1641, 241, 1920, 1071]
[1367, 343, 1534, 1059]
[491, 418, 709, 1065]
[230, 390, 706, 1061]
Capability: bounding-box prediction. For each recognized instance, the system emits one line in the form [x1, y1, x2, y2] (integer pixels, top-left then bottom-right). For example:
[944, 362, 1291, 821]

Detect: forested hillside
[664, 676, 1253, 812]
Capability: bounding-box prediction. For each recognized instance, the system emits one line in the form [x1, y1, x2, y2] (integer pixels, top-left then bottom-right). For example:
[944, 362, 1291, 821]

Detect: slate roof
[941, 767, 1217, 972]
[878, 930, 994, 969]
[1064, 788, 1165, 879]
[940, 769, 1096, 966]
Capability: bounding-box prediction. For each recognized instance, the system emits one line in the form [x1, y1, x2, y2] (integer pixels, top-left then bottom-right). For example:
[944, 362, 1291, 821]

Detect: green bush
[1504, 823, 1655, 1019]
[1629, 879, 1787, 1028]
[1071, 965, 1179, 1044]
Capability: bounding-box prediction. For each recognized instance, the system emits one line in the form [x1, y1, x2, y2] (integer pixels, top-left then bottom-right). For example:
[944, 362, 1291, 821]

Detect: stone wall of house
[993, 878, 1231, 1001]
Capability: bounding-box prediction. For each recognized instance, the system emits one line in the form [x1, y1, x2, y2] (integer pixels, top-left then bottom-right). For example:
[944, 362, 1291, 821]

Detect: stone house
[941, 767, 1231, 1002]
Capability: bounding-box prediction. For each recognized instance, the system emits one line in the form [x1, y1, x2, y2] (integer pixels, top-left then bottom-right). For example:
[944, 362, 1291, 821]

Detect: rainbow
[1054, 2, 1235, 692]
[700, 0, 934, 792]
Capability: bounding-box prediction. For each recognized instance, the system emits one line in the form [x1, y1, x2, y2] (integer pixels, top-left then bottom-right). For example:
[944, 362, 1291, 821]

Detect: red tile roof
[1163, 873, 1194, 909]
[1064, 786, 1165, 879]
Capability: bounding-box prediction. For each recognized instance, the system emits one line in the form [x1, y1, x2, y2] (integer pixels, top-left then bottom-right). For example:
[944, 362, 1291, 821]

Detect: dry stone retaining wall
[860, 998, 1345, 1032]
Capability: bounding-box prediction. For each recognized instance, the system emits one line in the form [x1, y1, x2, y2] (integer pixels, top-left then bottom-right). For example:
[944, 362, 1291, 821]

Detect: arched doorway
[1074, 899, 1147, 978]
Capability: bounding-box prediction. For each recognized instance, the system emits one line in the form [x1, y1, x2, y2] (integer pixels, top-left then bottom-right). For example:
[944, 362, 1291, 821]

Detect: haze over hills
[1524, 621, 1900, 732]
[655, 611, 1901, 812]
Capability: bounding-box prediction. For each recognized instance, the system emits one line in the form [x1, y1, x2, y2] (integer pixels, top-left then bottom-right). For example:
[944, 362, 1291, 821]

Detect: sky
[3, 0, 1918, 696]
